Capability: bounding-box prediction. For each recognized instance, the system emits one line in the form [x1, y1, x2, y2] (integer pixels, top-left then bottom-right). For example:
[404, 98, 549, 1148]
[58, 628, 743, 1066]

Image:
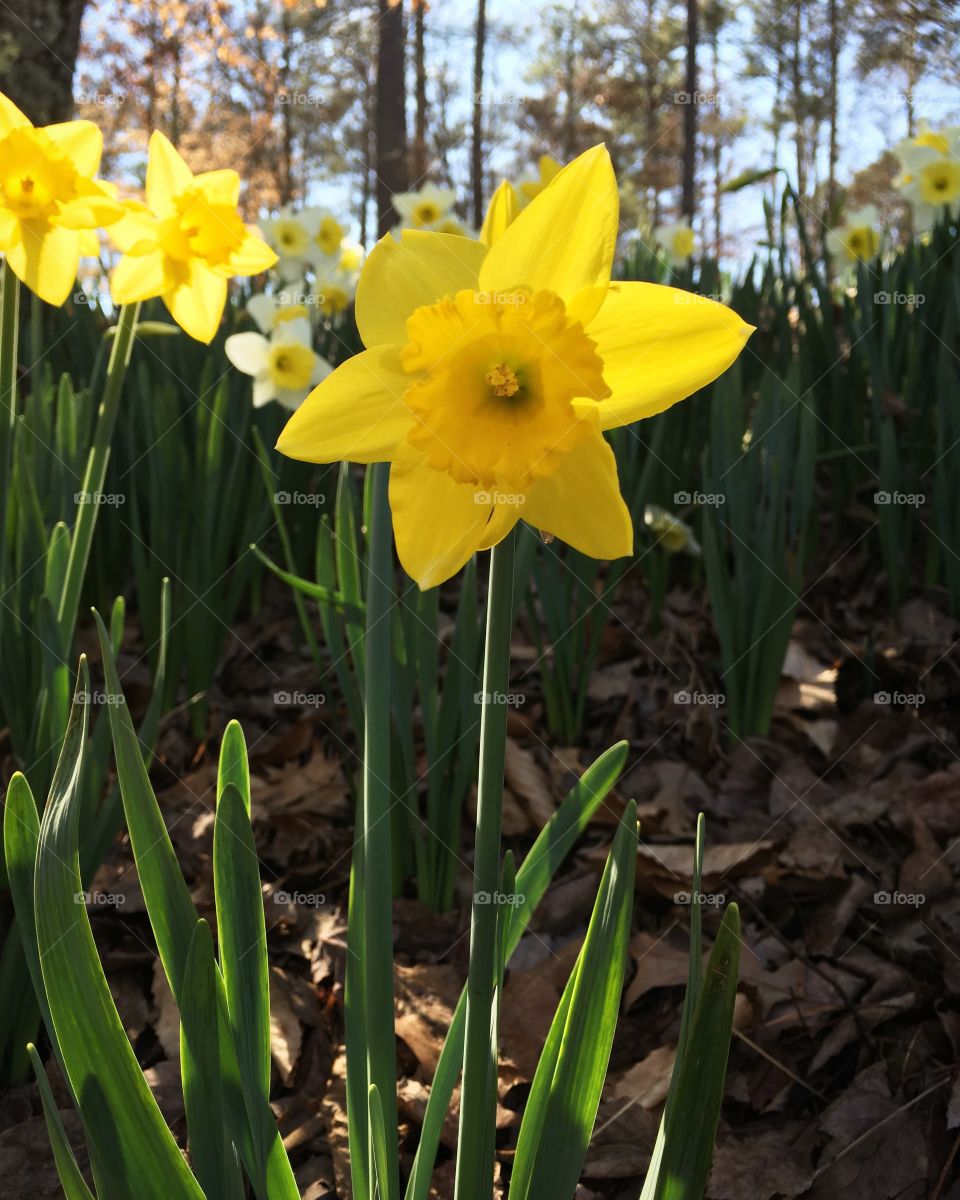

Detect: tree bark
[413, 0, 428, 184]
[681, 0, 698, 220]
[471, 0, 487, 228]
[0, 0, 88, 124]
[375, 0, 408, 236]
[826, 0, 840, 218]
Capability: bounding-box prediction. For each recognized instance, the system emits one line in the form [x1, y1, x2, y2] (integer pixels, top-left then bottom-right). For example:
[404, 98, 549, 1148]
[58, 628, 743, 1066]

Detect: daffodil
[0, 92, 123, 305]
[247, 288, 312, 334]
[826, 204, 881, 265]
[261, 206, 315, 280]
[894, 125, 960, 232]
[392, 185, 458, 230]
[108, 132, 277, 342]
[225, 315, 331, 410]
[653, 218, 696, 267]
[644, 505, 700, 555]
[303, 206, 347, 269]
[277, 146, 752, 588]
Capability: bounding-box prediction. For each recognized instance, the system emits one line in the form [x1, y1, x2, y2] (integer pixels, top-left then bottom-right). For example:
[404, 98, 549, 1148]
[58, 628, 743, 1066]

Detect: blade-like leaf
[34, 660, 205, 1200]
[510, 800, 638, 1200]
[27, 1044, 96, 1200]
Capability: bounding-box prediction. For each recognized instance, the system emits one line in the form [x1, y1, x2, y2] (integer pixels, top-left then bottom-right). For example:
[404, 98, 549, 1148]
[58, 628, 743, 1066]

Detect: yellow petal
[55, 186, 124, 229]
[586, 282, 755, 430]
[389, 445, 497, 588]
[356, 230, 487, 348]
[224, 229, 278, 277]
[44, 120, 103, 176]
[277, 347, 414, 464]
[6, 222, 81, 306]
[79, 229, 100, 257]
[522, 431, 632, 560]
[146, 130, 193, 214]
[163, 260, 227, 343]
[0, 93, 31, 137]
[194, 169, 241, 206]
[109, 201, 161, 253]
[110, 249, 169, 304]
[479, 144, 617, 322]
[0, 210, 19, 247]
[479, 180, 521, 248]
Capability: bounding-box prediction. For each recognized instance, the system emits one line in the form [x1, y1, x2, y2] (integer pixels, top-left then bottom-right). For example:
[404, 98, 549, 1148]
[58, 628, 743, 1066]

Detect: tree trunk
[471, 0, 487, 228]
[375, 0, 408, 236]
[413, 0, 427, 183]
[0, 0, 88, 124]
[711, 30, 721, 257]
[826, 0, 840, 219]
[681, 0, 698, 220]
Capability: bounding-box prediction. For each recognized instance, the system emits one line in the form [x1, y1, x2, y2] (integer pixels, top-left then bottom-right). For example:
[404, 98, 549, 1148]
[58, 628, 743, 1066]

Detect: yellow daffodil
[0, 92, 123, 305]
[826, 204, 881, 265]
[277, 145, 753, 588]
[652, 218, 696, 267]
[108, 131, 277, 342]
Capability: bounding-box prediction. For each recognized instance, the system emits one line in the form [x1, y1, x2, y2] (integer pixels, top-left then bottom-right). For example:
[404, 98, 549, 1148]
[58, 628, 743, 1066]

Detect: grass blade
[27, 1044, 96, 1200]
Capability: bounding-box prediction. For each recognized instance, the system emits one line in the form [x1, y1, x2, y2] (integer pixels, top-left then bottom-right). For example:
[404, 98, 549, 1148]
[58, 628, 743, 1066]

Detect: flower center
[315, 215, 344, 255]
[0, 128, 77, 221]
[673, 228, 695, 257]
[160, 188, 247, 265]
[399, 288, 609, 490]
[319, 285, 349, 316]
[268, 341, 315, 390]
[485, 363, 520, 397]
[273, 218, 309, 256]
[413, 201, 440, 225]
[920, 161, 960, 205]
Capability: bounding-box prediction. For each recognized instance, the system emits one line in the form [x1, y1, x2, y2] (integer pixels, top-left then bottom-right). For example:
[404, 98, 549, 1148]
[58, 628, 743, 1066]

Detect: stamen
[485, 363, 520, 398]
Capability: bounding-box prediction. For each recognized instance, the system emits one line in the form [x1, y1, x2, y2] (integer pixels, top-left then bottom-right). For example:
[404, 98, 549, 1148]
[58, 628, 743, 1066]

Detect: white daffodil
[261, 207, 315, 282]
[644, 505, 701, 556]
[826, 204, 881, 265]
[392, 184, 458, 229]
[246, 288, 313, 335]
[652, 217, 696, 267]
[225, 316, 332, 411]
[894, 125, 960, 232]
[300, 206, 348, 274]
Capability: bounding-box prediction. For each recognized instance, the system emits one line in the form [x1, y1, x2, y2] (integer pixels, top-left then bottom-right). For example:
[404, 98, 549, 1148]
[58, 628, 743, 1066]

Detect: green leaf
[405, 740, 629, 1200]
[181, 920, 243, 1200]
[368, 1085, 392, 1200]
[653, 904, 741, 1200]
[34, 660, 205, 1200]
[721, 166, 781, 193]
[214, 782, 300, 1200]
[218, 720, 251, 813]
[510, 800, 638, 1200]
[27, 1044, 96, 1200]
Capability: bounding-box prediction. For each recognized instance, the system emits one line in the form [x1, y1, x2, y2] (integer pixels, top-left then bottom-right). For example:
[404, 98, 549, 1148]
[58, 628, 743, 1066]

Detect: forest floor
[3, 536, 960, 1200]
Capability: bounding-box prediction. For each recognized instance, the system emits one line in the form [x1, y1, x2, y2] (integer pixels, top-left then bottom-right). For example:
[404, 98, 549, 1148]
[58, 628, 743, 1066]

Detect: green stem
[454, 528, 517, 1200]
[359, 461, 399, 1200]
[57, 302, 140, 642]
[0, 261, 20, 591]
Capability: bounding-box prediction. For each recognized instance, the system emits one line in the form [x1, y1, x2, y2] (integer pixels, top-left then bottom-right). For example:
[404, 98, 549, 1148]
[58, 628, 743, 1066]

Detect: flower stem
[454, 528, 517, 1200]
[360, 460, 399, 1200]
[57, 302, 140, 642]
[0, 262, 20, 589]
